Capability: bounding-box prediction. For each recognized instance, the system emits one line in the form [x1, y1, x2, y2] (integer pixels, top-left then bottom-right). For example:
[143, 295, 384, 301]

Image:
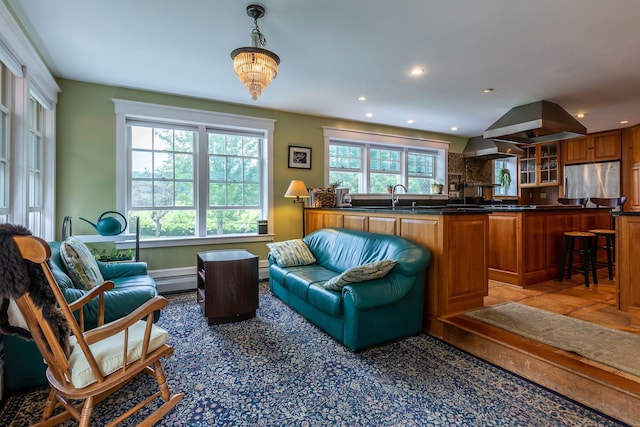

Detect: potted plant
[498, 168, 512, 189]
[387, 185, 394, 194]
[431, 182, 444, 194]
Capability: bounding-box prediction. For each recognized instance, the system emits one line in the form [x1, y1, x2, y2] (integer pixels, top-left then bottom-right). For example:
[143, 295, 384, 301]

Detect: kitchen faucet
[391, 184, 407, 209]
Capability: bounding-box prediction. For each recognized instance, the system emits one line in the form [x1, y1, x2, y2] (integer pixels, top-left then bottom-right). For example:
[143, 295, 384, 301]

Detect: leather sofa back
[303, 228, 430, 275]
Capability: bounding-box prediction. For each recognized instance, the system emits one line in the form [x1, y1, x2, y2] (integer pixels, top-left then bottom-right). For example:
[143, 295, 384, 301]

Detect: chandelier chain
[252, 17, 267, 47]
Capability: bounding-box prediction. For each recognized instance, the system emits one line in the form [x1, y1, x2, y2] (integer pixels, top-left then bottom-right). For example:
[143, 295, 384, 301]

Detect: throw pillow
[267, 239, 316, 267]
[59, 237, 104, 290]
[323, 260, 397, 291]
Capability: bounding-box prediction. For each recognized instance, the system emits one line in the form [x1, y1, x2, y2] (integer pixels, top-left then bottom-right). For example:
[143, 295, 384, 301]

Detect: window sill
[115, 234, 274, 249]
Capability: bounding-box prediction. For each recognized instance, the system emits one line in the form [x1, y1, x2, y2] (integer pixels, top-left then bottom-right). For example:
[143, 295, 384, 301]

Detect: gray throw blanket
[0, 224, 70, 356]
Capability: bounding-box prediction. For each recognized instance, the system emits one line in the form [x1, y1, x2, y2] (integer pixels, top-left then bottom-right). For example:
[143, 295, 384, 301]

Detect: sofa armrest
[342, 273, 418, 309]
[63, 284, 159, 329]
[98, 261, 148, 279]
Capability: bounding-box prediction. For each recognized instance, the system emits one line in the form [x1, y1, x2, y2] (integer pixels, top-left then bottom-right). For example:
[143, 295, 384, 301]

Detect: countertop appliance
[564, 161, 620, 207]
[335, 187, 351, 207]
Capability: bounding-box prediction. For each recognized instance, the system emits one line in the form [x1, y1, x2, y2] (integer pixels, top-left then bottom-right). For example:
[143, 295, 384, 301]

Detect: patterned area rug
[465, 302, 640, 378]
[0, 283, 627, 426]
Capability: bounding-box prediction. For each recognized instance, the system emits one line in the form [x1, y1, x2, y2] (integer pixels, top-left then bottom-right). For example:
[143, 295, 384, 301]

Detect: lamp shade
[284, 180, 309, 199]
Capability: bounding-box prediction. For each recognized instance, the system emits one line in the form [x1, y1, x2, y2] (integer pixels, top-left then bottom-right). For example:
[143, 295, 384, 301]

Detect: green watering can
[79, 211, 128, 236]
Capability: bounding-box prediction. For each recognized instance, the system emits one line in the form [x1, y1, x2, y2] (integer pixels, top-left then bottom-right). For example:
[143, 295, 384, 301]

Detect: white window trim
[323, 127, 450, 194]
[113, 99, 275, 248]
[0, 3, 58, 240]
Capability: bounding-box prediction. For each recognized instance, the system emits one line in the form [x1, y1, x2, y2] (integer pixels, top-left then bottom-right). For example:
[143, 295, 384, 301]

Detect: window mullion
[197, 126, 207, 237]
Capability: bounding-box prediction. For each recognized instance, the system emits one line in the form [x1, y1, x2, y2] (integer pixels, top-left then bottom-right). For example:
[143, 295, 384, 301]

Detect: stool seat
[558, 231, 597, 286]
[588, 228, 616, 280]
[588, 229, 615, 235]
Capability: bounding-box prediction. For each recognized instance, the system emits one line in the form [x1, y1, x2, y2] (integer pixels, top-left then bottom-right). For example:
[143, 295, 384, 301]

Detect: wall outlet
[541, 193, 546, 199]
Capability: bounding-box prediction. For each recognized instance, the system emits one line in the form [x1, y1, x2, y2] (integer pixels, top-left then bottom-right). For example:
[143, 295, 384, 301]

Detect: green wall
[56, 79, 467, 269]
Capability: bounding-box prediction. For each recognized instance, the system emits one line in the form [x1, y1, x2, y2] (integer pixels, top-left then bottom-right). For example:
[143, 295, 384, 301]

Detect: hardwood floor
[485, 270, 640, 335]
[440, 268, 640, 425]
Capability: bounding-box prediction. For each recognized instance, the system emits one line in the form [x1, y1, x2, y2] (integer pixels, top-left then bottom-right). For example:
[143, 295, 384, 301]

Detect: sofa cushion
[267, 239, 316, 267]
[323, 260, 397, 291]
[59, 237, 104, 290]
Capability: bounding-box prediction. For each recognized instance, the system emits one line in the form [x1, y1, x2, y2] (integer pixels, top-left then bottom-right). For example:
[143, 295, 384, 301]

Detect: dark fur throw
[0, 224, 71, 357]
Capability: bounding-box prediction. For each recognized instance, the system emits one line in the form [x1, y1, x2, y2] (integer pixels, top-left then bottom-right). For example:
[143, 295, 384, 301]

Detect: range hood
[463, 135, 524, 159]
[483, 100, 587, 144]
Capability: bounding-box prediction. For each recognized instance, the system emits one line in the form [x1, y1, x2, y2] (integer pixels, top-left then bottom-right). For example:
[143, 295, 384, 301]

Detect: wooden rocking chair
[12, 235, 183, 426]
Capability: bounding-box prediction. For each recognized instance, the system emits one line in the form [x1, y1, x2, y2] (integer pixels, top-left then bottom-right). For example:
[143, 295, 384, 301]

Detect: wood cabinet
[304, 209, 488, 337]
[196, 250, 258, 325]
[519, 142, 559, 187]
[563, 130, 621, 165]
[616, 214, 640, 323]
[488, 209, 611, 286]
[622, 125, 640, 211]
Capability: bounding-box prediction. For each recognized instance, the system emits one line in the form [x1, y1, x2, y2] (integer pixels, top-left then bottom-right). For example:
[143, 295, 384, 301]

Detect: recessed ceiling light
[451, 126, 458, 131]
[365, 112, 373, 118]
[620, 120, 629, 124]
[410, 67, 425, 76]
[483, 88, 494, 93]
[576, 113, 586, 119]
[407, 119, 415, 124]
[358, 96, 367, 101]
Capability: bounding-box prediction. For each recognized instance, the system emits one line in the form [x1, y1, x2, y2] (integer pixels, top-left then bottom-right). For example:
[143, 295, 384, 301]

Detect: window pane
[153, 128, 173, 151]
[207, 209, 260, 235]
[134, 209, 196, 238]
[329, 171, 361, 193]
[131, 151, 153, 178]
[408, 178, 431, 193]
[131, 126, 153, 149]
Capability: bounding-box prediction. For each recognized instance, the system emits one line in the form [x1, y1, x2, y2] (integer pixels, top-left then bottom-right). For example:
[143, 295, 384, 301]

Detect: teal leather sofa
[269, 228, 431, 351]
[3, 241, 159, 390]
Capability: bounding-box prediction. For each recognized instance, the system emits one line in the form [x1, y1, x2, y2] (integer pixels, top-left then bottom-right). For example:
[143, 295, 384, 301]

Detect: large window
[115, 100, 274, 244]
[0, 63, 11, 223]
[27, 97, 44, 236]
[325, 128, 447, 194]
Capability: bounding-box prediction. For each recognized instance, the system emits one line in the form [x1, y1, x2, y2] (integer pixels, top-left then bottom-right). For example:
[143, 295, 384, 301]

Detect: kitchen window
[325, 127, 447, 194]
[115, 99, 275, 247]
[494, 158, 517, 197]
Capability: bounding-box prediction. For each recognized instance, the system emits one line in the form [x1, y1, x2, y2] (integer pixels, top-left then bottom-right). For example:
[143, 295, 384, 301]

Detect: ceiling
[8, 0, 640, 138]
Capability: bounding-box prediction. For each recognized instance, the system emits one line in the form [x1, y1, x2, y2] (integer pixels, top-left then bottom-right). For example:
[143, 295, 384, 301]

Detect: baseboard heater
[151, 260, 270, 294]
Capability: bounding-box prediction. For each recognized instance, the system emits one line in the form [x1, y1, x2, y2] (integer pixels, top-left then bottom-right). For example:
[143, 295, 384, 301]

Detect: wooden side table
[197, 249, 259, 324]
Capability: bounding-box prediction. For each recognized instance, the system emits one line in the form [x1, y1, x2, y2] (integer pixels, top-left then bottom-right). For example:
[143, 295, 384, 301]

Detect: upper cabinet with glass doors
[519, 142, 559, 187]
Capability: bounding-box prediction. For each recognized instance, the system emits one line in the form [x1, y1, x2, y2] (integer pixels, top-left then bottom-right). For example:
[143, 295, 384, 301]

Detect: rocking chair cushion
[68, 320, 168, 388]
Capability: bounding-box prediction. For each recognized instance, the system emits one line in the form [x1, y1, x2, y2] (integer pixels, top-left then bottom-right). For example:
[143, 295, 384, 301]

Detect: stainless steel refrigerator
[563, 161, 621, 207]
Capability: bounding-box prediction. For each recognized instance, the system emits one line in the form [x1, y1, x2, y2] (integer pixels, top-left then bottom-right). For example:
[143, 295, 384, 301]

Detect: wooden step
[440, 314, 640, 426]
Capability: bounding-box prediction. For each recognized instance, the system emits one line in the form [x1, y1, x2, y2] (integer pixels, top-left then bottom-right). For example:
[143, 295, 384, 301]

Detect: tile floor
[486, 269, 640, 335]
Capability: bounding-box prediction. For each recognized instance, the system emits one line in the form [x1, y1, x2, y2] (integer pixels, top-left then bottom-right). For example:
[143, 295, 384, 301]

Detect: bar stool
[588, 197, 626, 280]
[558, 231, 598, 287]
[557, 197, 588, 207]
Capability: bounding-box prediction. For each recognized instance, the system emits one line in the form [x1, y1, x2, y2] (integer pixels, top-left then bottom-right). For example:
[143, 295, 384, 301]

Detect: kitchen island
[487, 206, 611, 286]
[305, 206, 488, 336]
[613, 212, 640, 324]
[305, 205, 611, 335]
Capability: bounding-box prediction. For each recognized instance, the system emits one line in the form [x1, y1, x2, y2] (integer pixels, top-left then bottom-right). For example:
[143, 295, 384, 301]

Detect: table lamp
[284, 180, 309, 236]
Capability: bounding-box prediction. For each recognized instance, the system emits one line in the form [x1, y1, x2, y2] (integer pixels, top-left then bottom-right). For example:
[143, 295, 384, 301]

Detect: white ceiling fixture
[230, 4, 280, 101]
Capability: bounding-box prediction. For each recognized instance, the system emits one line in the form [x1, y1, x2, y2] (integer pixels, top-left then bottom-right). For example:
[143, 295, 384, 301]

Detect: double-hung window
[27, 96, 44, 236]
[0, 63, 11, 223]
[325, 127, 448, 194]
[115, 100, 274, 245]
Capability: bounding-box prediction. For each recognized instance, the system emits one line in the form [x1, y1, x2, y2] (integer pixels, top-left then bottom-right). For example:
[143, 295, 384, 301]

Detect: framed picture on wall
[288, 145, 312, 169]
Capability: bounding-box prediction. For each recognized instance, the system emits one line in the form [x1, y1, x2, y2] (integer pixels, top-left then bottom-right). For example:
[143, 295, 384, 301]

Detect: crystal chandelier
[230, 4, 280, 101]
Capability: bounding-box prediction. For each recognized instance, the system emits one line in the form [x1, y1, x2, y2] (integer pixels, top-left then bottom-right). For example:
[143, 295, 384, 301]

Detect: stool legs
[590, 231, 616, 281]
[558, 232, 597, 287]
